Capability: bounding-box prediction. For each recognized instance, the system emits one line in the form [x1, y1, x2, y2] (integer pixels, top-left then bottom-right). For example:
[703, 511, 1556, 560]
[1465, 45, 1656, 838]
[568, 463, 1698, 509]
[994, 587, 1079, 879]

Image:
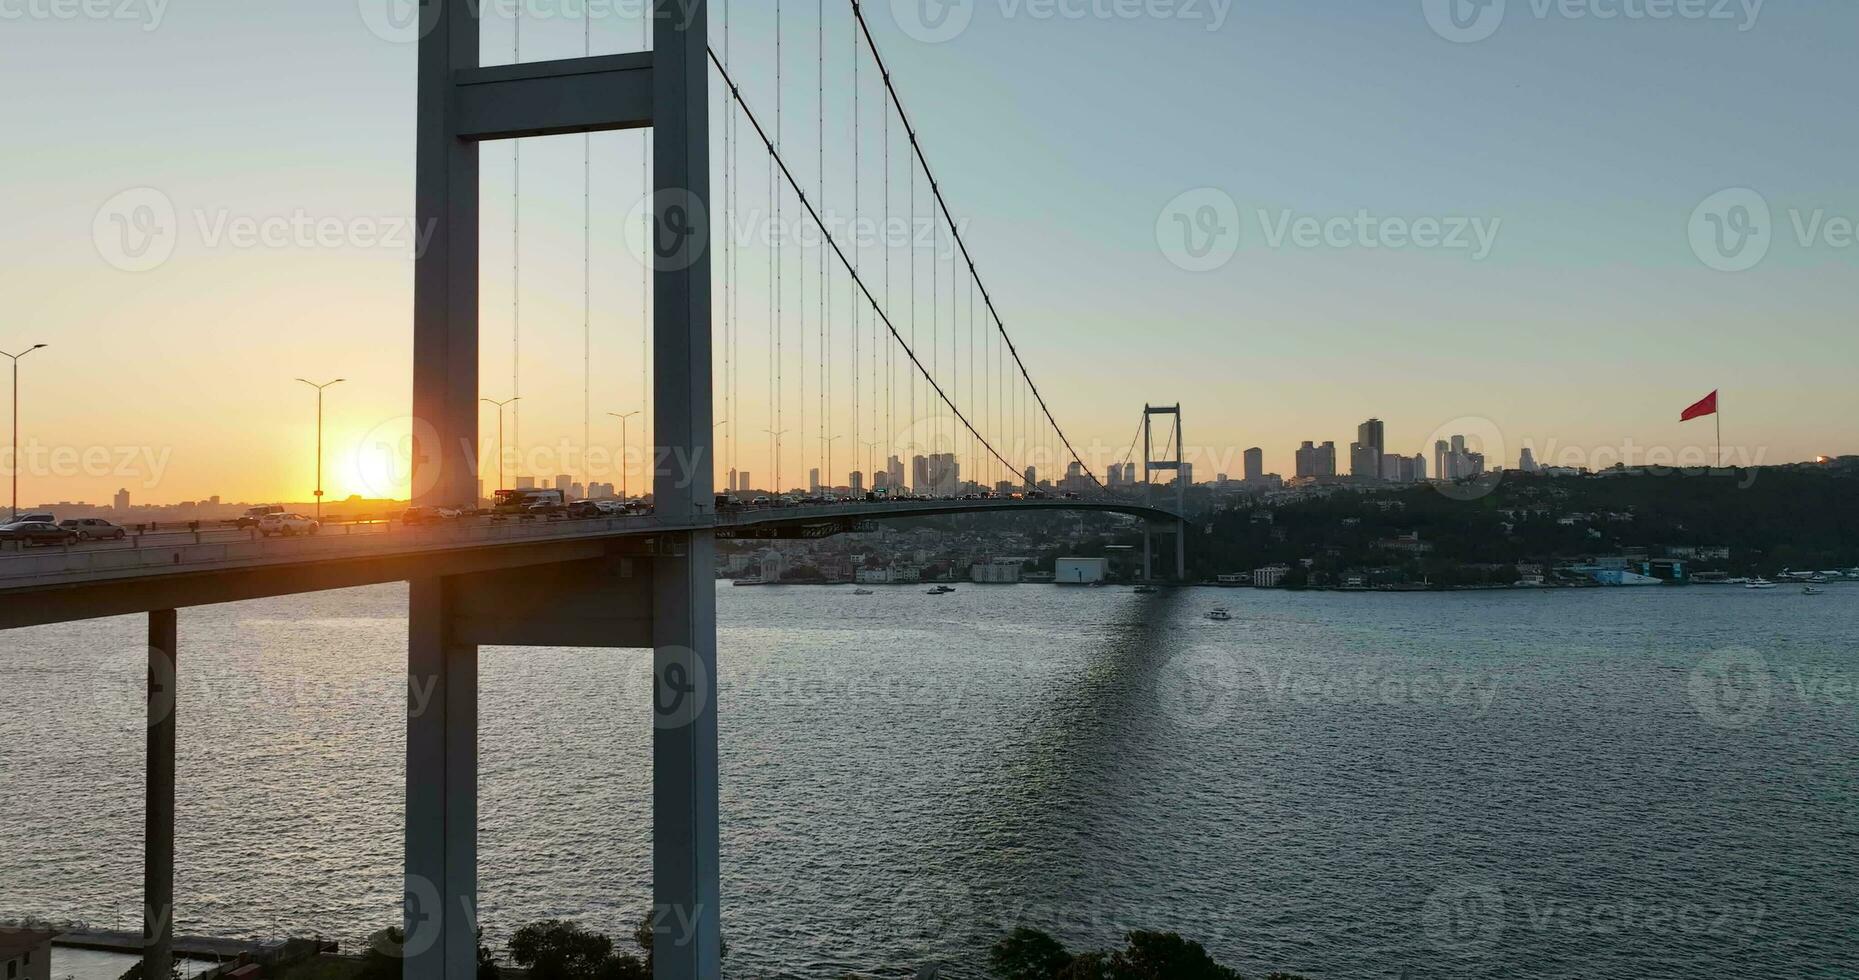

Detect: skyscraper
[1354, 419, 1385, 479]
[1519, 447, 1537, 473]
[114, 488, 131, 511]
[1243, 447, 1263, 483]
[913, 455, 930, 493]
[1295, 441, 1337, 479]
[1434, 441, 1449, 483]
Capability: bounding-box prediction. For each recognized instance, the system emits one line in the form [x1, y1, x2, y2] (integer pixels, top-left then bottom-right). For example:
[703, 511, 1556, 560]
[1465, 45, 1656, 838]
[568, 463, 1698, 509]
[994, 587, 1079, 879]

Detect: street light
[763, 428, 788, 495]
[482, 397, 521, 499]
[2, 344, 47, 521]
[296, 378, 345, 522]
[607, 410, 640, 501]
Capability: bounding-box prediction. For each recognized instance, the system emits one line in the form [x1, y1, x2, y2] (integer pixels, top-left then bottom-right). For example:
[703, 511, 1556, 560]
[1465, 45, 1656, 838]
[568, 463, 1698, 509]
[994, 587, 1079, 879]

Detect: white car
[257, 513, 320, 537]
[59, 518, 128, 541]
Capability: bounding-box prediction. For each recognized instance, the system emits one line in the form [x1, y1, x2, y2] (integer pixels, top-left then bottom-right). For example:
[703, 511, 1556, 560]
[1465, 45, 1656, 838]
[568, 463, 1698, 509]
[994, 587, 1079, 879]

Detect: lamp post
[482, 397, 521, 500]
[295, 378, 345, 522]
[607, 410, 640, 501]
[2, 344, 47, 521]
[764, 428, 789, 496]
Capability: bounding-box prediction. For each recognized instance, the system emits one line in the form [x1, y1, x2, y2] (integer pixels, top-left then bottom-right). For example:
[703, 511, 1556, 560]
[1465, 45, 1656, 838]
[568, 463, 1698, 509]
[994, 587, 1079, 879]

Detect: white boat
[1802, 586, 1824, 596]
[926, 585, 956, 595]
[1206, 607, 1233, 621]
[853, 588, 874, 596]
[1745, 578, 1777, 590]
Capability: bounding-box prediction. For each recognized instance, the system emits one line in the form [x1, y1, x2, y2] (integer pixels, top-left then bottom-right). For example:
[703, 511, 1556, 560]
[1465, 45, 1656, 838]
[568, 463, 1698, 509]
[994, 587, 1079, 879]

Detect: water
[2, 583, 1855, 978]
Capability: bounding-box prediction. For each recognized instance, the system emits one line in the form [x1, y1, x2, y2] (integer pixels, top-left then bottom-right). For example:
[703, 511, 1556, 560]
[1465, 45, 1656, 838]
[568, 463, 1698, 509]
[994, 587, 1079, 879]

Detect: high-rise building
[1353, 419, 1385, 479]
[737, 471, 751, 493]
[1350, 442, 1379, 480]
[1434, 441, 1449, 483]
[1519, 448, 1537, 473]
[1295, 441, 1337, 479]
[927, 453, 959, 495]
[913, 455, 930, 492]
[1243, 447, 1263, 482]
[1023, 465, 1037, 487]
[516, 476, 536, 490]
[554, 474, 573, 495]
[809, 468, 821, 493]
[850, 471, 865, 493]
[887, 455, 905, 491]
[114, 488, 131, 511]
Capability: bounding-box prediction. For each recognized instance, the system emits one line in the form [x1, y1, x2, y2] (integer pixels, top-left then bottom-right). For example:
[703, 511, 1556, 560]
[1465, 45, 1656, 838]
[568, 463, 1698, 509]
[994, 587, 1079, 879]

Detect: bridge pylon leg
[405, 579, 477, 980]
[1142, 524, 1153, 582]
[144, 609, 177, 980]
[1177, 520, 1187, 582]
[650, 2, 720, 977]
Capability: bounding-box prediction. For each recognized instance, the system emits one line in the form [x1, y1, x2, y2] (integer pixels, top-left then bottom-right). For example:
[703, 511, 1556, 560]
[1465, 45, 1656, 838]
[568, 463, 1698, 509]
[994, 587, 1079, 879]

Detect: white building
[970, 558, 1027, 584]
[1254, 564, 1291, 588]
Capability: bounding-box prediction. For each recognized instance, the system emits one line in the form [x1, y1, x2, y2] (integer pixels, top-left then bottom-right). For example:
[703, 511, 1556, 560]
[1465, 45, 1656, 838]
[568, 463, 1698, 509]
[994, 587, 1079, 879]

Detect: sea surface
[2, 583, 1856, 978]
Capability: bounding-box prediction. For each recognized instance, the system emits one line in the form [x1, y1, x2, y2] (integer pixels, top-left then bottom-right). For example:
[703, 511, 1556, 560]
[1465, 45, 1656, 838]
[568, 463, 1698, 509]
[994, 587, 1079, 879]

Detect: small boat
[926, 585, 956, 595]
[1206, 607, 1233, 621]
[1803, 586, 1824, 596]
[853, 588, 874, 596]
[1745, 578, 1777, 590]
[1809, 573, 1831, 584]
[1133, 585, 1158, 594]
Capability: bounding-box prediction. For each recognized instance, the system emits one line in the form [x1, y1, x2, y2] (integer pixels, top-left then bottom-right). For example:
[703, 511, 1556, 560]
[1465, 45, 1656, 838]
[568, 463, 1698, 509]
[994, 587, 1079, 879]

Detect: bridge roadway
[0, 497, 1183, 631]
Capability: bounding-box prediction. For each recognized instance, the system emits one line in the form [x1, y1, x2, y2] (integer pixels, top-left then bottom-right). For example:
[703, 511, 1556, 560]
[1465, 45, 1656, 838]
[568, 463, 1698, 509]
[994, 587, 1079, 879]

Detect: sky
[1, 0, 1855, 505]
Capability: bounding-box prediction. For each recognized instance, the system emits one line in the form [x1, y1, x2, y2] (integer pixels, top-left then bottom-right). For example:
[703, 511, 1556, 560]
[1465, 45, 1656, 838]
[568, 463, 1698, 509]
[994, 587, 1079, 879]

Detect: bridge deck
[0, 498, 1179, 630]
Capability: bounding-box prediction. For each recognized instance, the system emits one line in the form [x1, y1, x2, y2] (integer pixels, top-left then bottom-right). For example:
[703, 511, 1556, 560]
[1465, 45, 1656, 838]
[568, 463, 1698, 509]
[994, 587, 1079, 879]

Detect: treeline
[321, 921, 1307, 980]
[1182, 469, 1859, 579]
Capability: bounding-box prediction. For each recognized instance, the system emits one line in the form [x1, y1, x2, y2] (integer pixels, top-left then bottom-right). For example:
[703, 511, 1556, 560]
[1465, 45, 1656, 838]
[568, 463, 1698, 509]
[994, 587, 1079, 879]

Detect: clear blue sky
[0, 0, 1853, 502]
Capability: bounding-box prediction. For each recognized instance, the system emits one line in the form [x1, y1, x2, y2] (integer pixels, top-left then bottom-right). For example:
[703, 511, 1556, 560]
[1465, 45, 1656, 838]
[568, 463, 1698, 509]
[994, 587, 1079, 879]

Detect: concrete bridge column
[144, 610, 177, 980]
[405, 578, 477, 980]
[1142, 524, 1153, 581]
[1177, 520, 1188, 582]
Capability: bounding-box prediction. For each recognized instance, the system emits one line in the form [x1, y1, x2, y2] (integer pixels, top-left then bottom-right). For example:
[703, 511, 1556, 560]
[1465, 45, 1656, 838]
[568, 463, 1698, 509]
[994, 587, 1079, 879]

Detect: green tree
[988, 927, 1072, 980]
[1104, 931, 1241, 980]
[508, 921, 613, 980]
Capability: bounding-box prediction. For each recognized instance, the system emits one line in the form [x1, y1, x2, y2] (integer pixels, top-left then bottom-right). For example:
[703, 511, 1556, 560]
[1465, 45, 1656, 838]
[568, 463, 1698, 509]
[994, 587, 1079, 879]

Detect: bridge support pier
[1142, 526, 1153, 581]
[405, 579, 477, 980]
[1177, 520, 1187, 582]
[144, 609, 176, 980]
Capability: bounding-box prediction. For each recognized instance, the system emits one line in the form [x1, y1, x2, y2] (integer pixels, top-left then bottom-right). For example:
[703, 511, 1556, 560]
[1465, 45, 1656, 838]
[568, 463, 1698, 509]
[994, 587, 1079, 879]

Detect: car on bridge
[0, 521, 80, 547]
[233, 505, 286, 529]
[400, 506, 463, 526]
[59, 518, 128, 541]
[257, 513, 320, 537]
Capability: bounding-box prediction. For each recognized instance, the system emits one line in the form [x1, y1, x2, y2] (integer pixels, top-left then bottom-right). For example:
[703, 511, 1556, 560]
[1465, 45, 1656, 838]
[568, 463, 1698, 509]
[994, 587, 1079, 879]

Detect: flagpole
[1716, 393, 1723, 470]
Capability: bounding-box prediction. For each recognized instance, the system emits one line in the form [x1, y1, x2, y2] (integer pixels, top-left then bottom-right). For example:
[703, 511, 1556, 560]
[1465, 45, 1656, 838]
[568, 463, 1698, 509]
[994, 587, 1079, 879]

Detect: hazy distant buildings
[887, 455, 905, 491]
[849, 471, 865, 493]
[913, 455, 930, 492]
[1296, 441, 1337, 479]
[1438, 434, 1486, 480]
[1244, 447, 1263, 483]
[1350, 418, 1386, 479]
[809, 468, 821, 493]
[1382, 454, 1427, 483]
[1519, 448, 1538, 473]
[114, 488, 131, 511]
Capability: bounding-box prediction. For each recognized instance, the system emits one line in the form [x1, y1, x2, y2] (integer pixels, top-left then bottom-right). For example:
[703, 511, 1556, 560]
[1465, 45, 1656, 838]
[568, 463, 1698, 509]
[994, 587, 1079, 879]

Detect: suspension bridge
[3, 4, 1192, 979]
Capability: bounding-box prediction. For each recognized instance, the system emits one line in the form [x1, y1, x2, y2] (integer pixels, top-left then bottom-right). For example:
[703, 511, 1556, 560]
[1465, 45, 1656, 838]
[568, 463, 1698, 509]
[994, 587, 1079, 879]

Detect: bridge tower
[1141, 404, 1187, 581]
[410, 3, 717, 979]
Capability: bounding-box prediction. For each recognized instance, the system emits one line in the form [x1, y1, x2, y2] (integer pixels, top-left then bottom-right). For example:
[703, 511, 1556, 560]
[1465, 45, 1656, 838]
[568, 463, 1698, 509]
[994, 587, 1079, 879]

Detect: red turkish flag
[1680, 390, 1718, 422]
